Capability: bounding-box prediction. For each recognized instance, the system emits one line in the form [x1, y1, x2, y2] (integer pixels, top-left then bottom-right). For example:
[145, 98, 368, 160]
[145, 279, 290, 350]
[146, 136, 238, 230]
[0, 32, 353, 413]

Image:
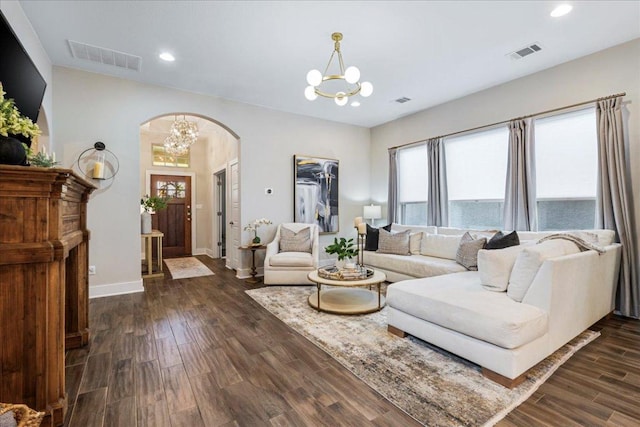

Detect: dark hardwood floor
[64, 256, 640, 426]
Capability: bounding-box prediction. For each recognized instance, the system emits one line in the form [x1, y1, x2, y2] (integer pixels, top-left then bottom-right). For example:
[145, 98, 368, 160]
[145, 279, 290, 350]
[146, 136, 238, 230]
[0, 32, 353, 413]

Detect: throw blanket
[537, 233, 606, 254]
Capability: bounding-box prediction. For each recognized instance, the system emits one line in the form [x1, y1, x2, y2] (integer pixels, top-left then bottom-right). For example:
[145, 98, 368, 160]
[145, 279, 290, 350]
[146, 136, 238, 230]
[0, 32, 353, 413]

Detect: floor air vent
[508, 43, 542, 60]
[68, 40, 142, 72]
[395, 97, 411, 104]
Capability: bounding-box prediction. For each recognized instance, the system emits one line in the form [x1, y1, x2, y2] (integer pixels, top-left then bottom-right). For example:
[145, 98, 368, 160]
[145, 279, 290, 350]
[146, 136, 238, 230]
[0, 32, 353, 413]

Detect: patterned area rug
[246, 285, 599, 426]
[164, 257, 215, 279]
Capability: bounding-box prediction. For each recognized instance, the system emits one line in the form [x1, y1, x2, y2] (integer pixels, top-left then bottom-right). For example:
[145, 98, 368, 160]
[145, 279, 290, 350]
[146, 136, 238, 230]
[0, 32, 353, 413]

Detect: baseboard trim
[89, 279, 144, 299]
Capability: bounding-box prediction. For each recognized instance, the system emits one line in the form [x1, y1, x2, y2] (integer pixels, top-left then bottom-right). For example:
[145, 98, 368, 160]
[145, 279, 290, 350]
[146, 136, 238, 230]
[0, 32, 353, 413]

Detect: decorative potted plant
[0, 83, 41, 165]
[244, 218, 272, 245]
[140, 195, 168, 234]
[325, 237, 359, 269]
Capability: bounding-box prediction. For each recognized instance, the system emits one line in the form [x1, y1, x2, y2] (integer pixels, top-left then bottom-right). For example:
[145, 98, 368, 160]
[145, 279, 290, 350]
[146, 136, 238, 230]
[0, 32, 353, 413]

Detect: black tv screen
[0, 11, 47, 123]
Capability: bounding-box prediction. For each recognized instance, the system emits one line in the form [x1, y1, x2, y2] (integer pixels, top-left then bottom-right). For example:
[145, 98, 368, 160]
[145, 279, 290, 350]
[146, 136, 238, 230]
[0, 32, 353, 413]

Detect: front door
[151, 174, 192, 258]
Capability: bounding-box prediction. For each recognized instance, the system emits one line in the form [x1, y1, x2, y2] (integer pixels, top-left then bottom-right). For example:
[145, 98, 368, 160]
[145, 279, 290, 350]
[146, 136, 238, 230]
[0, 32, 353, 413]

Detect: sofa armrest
[522, 244, 621, 350]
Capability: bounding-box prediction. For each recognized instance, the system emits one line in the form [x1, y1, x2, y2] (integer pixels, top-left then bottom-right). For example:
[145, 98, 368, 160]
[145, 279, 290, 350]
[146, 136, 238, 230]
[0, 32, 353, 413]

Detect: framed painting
[293, 155, 339, 233]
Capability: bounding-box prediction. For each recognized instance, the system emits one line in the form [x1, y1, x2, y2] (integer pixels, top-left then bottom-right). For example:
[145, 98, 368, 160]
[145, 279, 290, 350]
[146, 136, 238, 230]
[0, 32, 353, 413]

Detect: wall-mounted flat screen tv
[0, 10, 47, 124]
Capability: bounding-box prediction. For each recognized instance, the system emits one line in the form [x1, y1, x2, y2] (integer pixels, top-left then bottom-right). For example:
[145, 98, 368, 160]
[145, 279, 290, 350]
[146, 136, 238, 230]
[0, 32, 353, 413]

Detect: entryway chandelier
[304, 32, 373, 107]
[164, 115, 199, 156]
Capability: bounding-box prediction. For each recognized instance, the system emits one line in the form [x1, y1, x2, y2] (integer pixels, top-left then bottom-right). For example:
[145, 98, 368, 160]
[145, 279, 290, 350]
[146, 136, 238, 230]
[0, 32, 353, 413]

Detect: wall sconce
[77, 141, 119, 181]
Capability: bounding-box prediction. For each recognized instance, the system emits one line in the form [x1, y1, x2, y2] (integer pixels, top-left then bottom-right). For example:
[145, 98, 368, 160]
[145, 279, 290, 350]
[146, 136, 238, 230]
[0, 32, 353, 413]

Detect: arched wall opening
[139, 113, 240, 269]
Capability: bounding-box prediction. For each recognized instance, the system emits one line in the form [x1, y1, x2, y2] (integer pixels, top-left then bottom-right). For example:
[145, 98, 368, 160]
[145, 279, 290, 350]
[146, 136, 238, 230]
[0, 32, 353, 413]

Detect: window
[445, 127, 509, 229]
[152, 144, 190, 168]
[397, 144, 427, 225]
[534, 108, 597, 230]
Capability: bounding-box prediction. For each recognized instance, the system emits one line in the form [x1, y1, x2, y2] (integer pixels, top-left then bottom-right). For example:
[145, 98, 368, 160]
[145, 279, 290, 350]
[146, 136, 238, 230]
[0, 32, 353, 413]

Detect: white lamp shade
[344, 66, 361, 84]
[335, 92, 348, 106]
[360, 81, 373, 97]
[304, 85, 318, 101]
[363, 204, 381, 220]
[306, 69, 323, 86]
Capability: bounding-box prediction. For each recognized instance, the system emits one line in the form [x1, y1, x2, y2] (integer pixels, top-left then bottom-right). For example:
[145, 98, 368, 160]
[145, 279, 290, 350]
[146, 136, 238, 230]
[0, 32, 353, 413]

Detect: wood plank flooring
[64, 256, 640, 426]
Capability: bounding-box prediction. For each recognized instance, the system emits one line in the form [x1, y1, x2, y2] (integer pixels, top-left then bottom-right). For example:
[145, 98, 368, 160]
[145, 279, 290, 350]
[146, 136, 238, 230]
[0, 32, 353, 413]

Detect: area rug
[246, 286, 599, 426]
[164, 257, 215, 279]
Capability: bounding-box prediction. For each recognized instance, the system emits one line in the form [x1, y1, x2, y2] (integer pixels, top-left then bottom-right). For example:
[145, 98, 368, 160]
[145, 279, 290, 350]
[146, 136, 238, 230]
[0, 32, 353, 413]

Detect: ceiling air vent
[508, 43, 542, 60]
[395, 97, 411, 104]
[68, 40, 142, 72]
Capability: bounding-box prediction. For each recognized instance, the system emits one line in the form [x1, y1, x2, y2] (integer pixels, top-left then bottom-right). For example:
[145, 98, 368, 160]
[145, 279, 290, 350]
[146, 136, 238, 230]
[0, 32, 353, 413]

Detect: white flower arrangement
[244, 218, 272, 244]
[244, 218, 272, 232]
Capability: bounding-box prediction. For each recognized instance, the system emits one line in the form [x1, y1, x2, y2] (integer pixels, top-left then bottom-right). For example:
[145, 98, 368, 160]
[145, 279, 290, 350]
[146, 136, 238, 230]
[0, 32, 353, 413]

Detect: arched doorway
[139, 114, 240, 269]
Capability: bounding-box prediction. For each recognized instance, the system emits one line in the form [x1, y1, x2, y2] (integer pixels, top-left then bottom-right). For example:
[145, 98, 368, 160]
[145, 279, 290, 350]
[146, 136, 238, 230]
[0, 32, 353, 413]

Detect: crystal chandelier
[304, 32, 373, 107]
[164, 115, 199, 156]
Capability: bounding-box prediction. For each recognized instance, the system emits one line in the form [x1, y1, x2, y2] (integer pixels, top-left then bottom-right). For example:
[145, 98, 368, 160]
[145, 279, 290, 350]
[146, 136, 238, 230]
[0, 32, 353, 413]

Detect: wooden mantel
[0, 165, 96, 427]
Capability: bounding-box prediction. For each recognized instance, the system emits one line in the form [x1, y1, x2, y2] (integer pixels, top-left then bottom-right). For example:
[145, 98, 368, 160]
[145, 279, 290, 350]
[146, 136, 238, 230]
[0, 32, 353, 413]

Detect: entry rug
[246, 286, 599, 426]
[164, 257, 215, 279]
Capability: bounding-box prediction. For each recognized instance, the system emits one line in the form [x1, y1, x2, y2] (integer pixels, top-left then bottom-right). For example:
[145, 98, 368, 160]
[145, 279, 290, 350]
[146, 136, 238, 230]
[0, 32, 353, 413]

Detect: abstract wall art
[293, 155, 339, 233]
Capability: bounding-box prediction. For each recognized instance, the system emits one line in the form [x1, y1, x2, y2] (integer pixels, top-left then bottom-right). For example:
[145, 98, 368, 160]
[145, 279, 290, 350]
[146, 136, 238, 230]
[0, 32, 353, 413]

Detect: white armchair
[264, 223, 320, 285]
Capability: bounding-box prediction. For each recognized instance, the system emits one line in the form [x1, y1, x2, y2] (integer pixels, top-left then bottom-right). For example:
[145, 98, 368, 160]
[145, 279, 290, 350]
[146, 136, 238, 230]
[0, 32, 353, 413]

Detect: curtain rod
[388, 92, 626, 151]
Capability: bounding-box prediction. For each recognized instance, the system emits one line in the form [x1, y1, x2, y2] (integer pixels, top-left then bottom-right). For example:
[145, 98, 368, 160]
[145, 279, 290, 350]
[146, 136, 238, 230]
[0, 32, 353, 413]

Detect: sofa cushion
[364, 223, 392, 251]
[363, 251, 466, 278]
[378, 229, 411, 255]
[486, 230, 520, 249]
[279, 226, 312, 253]
[391, 224, 437, 235]
[387, 273, 548, 349]
[269, 251, 314, 267]
[420, 234, 462, 260]
[508, 240, 581, 302]
[478, 244, 529, 292]
[456, 232, 487, 270]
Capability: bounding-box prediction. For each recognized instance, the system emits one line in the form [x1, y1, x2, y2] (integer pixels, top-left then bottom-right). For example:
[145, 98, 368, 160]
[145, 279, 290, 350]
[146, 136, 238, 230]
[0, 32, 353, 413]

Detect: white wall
[53, 67, 370, 295]
[371, 38, 640, 263]
[0, 1, 53, 150]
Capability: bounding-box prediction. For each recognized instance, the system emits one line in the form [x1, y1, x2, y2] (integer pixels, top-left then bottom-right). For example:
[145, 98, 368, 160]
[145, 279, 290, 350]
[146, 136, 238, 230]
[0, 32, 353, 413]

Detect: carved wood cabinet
[0, 165, 95, 426]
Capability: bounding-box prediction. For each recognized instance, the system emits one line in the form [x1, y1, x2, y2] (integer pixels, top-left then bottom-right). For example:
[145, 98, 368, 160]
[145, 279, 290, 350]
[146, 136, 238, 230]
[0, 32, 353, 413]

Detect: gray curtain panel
[387, 148, 399, 224]
[503, 119, 537, 231]
[596, 97, 639, 318]
[426, 137, 448, 227]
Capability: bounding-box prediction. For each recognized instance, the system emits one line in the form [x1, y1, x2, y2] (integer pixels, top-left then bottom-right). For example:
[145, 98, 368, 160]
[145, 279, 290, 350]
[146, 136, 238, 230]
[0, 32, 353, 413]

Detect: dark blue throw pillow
[364, 223, 392, 251]
[486, 230, 520, 250]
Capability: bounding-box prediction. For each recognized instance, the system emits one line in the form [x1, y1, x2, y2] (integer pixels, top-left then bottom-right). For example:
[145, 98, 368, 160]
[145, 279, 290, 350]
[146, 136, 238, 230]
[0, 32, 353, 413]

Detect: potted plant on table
[0, 83, 41, 165]
[244, 218, 272, 245]
[140, 195, 168, 234]
[325, 237, 359, 269]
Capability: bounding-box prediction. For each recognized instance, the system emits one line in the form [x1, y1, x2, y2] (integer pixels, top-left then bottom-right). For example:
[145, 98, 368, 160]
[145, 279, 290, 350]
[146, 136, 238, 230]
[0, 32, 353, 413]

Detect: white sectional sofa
[376, 225, 621, 387]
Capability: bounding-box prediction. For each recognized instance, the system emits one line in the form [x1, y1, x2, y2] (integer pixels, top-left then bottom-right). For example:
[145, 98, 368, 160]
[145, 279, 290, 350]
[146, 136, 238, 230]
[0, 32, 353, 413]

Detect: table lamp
[363, 204, 381, 226]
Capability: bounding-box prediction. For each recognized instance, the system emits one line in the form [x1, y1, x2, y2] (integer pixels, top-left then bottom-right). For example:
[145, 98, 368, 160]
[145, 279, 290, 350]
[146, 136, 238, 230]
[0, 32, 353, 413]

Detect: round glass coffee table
[307, 269, 387, 314]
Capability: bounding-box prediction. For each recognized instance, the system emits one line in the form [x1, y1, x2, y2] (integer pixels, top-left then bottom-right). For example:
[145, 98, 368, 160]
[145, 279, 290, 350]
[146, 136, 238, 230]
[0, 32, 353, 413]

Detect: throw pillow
[486, 230, 520, 250]
[455, 232, 487, 270]
[419, 234, 463, 260]
[0, 412, 17, 427]
[409, 232, 423, 255]
[507, 239, 580, 302]
[478, 244, 527, 292]
[279, 226, 312, 253]
[364, 223, 392, 251]
[377, 229, 411, 255]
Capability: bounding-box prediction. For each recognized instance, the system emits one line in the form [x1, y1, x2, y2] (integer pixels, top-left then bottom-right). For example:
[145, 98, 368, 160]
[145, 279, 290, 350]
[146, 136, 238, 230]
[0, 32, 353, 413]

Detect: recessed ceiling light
[351, 101, 361, 107]
[550, 4, 573, 17]
[159, 52, 175, 62]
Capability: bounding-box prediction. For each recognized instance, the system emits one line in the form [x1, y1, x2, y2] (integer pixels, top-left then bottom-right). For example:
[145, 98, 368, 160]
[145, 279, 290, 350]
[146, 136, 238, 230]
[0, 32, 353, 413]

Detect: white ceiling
[18, 1, 640, 128]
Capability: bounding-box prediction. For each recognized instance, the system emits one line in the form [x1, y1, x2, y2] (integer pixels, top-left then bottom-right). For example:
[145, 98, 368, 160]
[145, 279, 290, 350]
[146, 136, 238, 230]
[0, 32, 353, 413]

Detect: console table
[0, 165, 95, 427]
[141, 229, 164, 278]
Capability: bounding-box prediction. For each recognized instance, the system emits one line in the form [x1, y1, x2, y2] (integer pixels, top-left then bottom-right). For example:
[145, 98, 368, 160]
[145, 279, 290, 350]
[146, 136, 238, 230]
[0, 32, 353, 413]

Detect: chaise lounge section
[385, 233, 621, 387]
